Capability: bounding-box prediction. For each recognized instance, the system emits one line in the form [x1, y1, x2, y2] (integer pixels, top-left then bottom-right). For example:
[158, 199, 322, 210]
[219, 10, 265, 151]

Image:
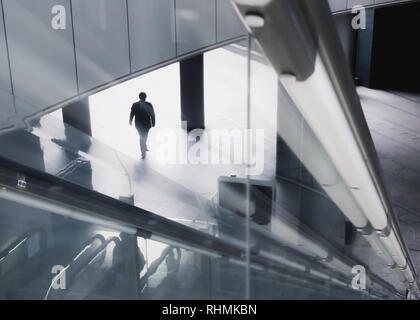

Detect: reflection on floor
[358, 86, 420, 270]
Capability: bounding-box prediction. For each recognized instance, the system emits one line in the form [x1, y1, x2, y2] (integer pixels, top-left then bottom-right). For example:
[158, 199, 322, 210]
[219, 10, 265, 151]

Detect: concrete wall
[333, 14, 357, 74]
[3, 0, 78, 110]
[0, 0, 246, 127]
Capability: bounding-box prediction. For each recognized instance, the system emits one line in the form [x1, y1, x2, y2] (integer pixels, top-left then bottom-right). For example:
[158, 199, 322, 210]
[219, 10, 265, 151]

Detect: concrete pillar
[333, 14, 357, 75]
[62, 97, 92, 136]
[179, 54, 205, 131]
[355, 8, 375, 87]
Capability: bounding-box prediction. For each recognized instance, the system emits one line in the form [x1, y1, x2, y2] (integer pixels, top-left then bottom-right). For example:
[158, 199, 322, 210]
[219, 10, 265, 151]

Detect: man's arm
[129, 104, 135, 125]
[149, 104, 156, 127]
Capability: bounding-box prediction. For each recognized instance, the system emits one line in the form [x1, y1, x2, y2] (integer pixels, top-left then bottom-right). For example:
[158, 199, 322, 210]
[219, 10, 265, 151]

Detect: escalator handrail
[44, 236, 120, 300]
[0, 227, 46, 260]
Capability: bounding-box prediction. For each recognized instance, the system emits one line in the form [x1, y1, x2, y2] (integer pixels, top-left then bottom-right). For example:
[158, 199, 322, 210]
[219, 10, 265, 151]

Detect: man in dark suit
[129, 92, 156, 159]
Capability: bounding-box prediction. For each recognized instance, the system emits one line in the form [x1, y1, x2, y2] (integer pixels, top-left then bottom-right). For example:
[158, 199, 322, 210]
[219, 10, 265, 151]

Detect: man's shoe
[141, 153, 146, 160]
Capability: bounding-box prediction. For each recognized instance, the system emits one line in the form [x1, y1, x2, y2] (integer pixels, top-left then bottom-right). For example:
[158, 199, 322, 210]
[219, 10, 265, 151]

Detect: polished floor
[86, 46, 277, 225]
[358, 86, 420, 269]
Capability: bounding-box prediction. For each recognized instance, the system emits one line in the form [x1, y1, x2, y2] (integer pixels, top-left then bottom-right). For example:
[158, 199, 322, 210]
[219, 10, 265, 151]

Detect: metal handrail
[231, 0, 418, 290]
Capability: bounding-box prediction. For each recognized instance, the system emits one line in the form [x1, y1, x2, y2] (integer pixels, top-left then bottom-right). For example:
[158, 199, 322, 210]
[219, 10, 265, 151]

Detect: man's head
[139, 92, 147, 101]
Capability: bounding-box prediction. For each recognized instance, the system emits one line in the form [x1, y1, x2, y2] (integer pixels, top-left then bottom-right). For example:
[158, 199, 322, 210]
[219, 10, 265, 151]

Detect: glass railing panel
[0, 196, 138, 299]
[245, 37, 403, 299]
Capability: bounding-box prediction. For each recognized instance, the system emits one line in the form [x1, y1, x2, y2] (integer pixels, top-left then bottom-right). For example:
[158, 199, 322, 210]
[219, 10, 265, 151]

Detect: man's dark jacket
[130, 100, 156, 131]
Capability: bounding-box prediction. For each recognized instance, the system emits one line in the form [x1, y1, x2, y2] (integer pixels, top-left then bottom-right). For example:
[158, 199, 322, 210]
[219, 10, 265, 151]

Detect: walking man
[129, 92, 156, 159]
